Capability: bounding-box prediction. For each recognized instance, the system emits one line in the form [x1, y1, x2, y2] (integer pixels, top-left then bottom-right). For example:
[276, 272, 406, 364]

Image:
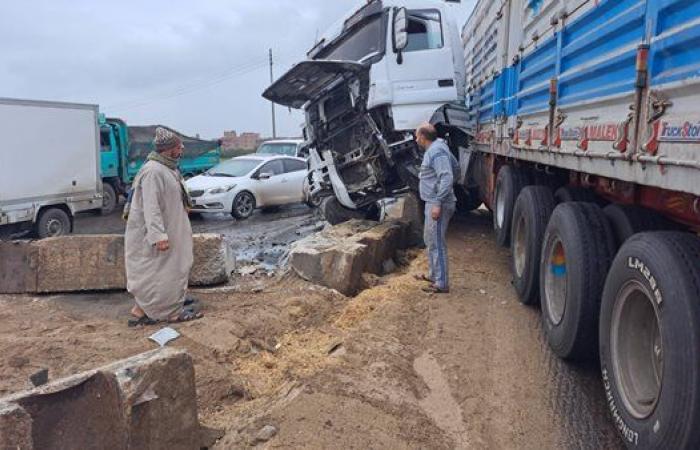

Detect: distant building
[221, 130, 262, 151]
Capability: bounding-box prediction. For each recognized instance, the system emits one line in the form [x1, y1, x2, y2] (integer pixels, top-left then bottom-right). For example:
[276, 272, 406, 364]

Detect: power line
[106, 49, 301, 112]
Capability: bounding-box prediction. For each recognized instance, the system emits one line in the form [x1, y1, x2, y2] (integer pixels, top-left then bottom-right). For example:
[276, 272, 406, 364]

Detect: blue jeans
[424, 202, 455, 290]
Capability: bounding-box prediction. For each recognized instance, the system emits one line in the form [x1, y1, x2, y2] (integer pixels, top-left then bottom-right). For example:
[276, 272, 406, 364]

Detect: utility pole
[269, 48, 277, 138]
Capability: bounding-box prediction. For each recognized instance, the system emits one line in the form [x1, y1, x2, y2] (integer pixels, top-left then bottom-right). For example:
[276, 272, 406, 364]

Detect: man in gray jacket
[416, 123, 459, 294]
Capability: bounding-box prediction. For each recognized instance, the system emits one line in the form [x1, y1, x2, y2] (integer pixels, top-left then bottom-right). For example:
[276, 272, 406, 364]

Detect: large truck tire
[101, 182, 117, 216]
[599, 232, 700, 449]
[320, 197, 366, 225]
[539, 203, 616, 360]
[455, 186, 482, 214]
[493, 166, 528, 247]
[603, 204, 677, 247]
[36, 207, 71, 239]
[510, 186, 556, 305]
[554, 186, 602, 205]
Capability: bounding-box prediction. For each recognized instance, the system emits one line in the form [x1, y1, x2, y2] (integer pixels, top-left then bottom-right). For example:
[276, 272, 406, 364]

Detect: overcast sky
[2, 1, 474, 139]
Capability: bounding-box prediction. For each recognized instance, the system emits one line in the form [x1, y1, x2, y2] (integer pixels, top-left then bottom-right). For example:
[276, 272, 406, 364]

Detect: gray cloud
[1, 0, 474, 139]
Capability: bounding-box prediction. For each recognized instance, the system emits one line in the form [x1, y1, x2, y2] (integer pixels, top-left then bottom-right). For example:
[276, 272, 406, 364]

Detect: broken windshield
[316, 15, 386, 63]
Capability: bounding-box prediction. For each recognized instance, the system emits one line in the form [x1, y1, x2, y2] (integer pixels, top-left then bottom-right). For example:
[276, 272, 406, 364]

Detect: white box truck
[0, 98, 102, 239]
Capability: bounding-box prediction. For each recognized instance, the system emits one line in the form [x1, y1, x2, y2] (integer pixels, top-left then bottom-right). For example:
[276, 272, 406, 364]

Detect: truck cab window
[405, 10, 443, 52]
[100, 130, 112, 152]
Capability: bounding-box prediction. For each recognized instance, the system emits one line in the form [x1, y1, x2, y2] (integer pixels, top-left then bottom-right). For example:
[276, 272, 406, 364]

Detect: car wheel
[231, 191, 256, 220]
[36, 208, 71, 239]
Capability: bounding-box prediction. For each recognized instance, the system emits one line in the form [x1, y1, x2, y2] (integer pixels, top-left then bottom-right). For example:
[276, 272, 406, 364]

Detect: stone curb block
[0, 348, 199, 450]
[0, 233, 232, 294]
[289, 220, 408, 296]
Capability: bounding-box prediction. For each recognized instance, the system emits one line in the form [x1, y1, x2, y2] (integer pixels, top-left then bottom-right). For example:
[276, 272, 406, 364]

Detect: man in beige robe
[125, 127, 201, 324]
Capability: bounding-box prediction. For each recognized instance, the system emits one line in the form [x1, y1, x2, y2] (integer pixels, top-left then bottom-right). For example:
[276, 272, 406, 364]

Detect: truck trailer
[265, 0, 700, 447]
[0, 98, 102, 239]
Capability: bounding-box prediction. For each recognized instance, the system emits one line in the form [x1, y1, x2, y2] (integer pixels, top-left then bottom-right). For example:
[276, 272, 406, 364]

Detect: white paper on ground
[149, 327, 181, 347]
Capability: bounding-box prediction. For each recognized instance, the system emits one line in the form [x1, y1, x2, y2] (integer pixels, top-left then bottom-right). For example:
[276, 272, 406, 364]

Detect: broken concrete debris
[0, 348, 201, 450]
[0, 234, 233, 294]
[254, 424, 278, 443]
[289, 220, 408, 296]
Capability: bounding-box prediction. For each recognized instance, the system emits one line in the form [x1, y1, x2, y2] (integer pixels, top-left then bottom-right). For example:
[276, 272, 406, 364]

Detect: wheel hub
[45, 218, 63, 236]
[544, 239, 567, 325]
[496, 184, 506, 228]
[611, 281, 663, 419]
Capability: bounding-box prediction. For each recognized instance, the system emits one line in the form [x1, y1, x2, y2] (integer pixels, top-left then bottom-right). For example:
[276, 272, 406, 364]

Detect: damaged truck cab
[264, 0, 469, 222]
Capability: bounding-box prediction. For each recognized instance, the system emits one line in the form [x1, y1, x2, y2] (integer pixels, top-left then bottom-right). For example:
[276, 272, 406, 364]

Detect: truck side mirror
[393, 8, 408, 64]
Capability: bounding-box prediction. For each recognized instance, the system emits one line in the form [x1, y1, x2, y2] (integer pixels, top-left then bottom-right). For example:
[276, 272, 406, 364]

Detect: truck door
[100, 126, 119, 179]
[386, 7, 458, 130]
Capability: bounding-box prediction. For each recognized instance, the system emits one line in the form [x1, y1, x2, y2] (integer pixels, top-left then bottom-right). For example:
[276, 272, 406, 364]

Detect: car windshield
[206, 159, 260, 177]
[257, 143, 298, 156]
[317, 16, 384, 62]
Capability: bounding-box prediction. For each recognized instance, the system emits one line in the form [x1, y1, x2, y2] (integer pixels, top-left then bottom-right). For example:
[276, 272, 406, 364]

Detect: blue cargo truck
[267, 0, 700, 447]
[99, 117, 221, 214]
[463, 0, 700, 447]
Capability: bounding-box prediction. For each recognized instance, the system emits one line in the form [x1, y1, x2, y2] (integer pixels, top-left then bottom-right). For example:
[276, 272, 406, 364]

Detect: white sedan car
[186, 155, 308, 219]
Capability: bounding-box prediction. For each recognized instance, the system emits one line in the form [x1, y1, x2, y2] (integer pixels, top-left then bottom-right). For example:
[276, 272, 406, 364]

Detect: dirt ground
[0, 209, 623, 449]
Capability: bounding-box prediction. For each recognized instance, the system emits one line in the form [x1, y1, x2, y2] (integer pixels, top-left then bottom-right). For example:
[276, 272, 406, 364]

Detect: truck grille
[189, 189, 205, 198]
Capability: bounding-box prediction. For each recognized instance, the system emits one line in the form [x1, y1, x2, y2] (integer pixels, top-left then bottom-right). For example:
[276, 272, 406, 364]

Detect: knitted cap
[153, 127, 182, 152]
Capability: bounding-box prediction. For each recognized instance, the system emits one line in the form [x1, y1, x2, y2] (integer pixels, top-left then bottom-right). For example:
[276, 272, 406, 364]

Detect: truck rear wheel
[456, 186, 482, 214]
[493, 166, 528, 247]
[554, 186, 602, 205]
[603, 204, 677, 247]
[101, 182, 117, 216]
[539, 203, 616, 360]
[36, 208, 71, 239]
[510, 186, 556, 305]
[600, 232, 700, 449]
[320, 197, 366, 225]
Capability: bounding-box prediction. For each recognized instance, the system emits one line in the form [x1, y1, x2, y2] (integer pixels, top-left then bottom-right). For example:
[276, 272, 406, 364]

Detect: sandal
[128, 315, 158, 328]
[422, 284, 450, 294]
[168, 308, 204, 323]
[184, 297, 199, 307]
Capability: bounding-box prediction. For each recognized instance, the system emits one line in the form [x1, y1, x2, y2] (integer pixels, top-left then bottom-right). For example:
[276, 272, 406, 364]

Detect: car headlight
[207, 185, 236, 195]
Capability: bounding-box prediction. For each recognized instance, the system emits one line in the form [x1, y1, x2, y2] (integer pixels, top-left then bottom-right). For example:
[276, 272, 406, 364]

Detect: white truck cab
[264, 0, 470, 220]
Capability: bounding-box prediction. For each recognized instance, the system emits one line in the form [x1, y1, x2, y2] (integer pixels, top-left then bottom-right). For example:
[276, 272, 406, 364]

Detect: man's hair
[417, 123, 438, 142]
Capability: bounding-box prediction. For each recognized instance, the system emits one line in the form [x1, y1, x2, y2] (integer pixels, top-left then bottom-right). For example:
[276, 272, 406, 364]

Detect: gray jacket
[419, 139, 459, 206]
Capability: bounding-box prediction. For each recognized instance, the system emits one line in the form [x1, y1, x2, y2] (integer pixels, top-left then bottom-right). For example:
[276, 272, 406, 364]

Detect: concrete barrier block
[1, 233, 231, 294]
[35, 235, 126, 293]
[0, 241, 38, 294]
[0, 403, 33, 450]
[0, 349, 200, 450]
[112, 349, 199, 450]
[189, 233, 233, 287]
[290, 220, 406, 296]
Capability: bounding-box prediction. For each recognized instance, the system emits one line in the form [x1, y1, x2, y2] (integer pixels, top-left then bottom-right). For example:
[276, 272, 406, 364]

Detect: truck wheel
[320, 197, 365, 225]
[599, 232, 700, 449]
[554, 186, 601, 205]
[603, 204, 677, 247]
[540, 203, 616, 360]
[101, 182, 117, 215]
[510, 186, 556, 305]
[231, 191, 256, 220]
[36, 208, 71, 239]
[493, 166, 528, 247]
[456, 186, 482, 214]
